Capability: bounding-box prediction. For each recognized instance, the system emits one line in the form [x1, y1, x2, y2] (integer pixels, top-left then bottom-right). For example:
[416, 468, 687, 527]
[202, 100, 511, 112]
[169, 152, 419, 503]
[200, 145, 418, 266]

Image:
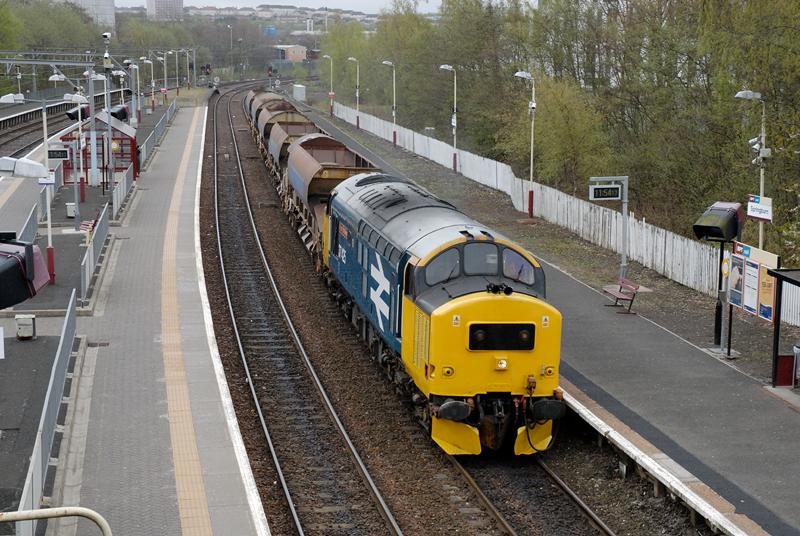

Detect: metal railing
[18, 202, 38, 243]
[79, 203, 110, 304]
[138, 99, 177, 170]
[112, 163, 135, 220]
[16, 290, 77, 536]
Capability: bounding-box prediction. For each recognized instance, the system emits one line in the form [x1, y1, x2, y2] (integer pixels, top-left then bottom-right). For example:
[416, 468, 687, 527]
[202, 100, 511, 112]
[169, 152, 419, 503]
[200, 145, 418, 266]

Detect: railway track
[536, 458, 617, 535]
[0, 115, 72, 158]
[211, 84, 402, 535]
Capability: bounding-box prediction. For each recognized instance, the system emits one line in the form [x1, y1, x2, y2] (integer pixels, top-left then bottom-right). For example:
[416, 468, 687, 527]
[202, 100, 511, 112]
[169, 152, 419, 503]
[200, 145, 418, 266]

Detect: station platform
[0, 99, 265, 534]
[52, 105, 266, 535]
[301, 104, 800, 535]
[0, 333, 59, 515]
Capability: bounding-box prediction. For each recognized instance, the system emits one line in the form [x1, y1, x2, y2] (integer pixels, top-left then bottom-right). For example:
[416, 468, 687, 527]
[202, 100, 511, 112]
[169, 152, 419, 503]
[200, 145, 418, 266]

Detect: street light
[167, 50, 174, 96]
[128, 62, 141, 125]
[515, 70, 536, 216]
[182, 49, 191, 89]
[227, 25, 233, 78]
[734, 89, 769, 249]
[111, 70, 126, 106]
[142, 57, 154, 113]
[0, 91, 87, 283]
[382, 60, 397, 145]
[173, 50, 180, 96]
[347, 56, 359, 128]
[322, 54, 333, 115]
[49, 71, 66, 88]
[440, 64, 457, 172]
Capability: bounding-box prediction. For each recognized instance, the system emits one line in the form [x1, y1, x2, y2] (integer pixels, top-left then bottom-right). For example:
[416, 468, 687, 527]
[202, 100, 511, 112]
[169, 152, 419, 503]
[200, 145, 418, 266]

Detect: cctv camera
[123, 59, 132, 66]
[102, 32, 111, 39]
[104, 52, 110, 59]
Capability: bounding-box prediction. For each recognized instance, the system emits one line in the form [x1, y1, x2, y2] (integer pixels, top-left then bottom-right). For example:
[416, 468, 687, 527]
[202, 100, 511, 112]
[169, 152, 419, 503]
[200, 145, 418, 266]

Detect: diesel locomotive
[244, 89, 565, 455]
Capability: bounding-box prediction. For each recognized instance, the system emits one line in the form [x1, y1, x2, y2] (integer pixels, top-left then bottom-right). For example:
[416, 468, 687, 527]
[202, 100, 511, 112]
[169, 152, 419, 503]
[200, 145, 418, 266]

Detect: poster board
[729, 242, 779, 322]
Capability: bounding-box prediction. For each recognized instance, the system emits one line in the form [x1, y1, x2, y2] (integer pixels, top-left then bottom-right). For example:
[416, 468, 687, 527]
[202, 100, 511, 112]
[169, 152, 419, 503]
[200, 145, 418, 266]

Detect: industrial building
[56, 0, 115, 29]
[146, 0, 183, 21]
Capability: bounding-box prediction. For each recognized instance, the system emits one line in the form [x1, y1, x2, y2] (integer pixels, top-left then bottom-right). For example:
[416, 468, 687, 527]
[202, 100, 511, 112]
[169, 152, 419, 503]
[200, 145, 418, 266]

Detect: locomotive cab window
[464, 243, 498, 276]
[425, 248, 460, 286]
[502, 249, 535, 286]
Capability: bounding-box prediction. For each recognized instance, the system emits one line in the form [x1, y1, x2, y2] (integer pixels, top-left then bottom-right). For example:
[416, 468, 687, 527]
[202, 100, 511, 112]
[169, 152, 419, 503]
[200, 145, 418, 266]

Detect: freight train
[243, 89, 566, 455]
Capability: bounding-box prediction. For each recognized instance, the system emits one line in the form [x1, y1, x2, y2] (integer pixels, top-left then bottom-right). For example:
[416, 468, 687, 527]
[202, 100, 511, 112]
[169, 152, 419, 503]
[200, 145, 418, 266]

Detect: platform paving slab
[60, 106, 261, 536]
[300, 104, 800, 535]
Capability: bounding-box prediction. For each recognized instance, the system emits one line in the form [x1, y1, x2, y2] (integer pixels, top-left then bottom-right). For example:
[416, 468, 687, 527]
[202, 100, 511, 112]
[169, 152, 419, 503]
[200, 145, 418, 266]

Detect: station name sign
[746, 195, 772, 222]
[589, 184, 622, 201]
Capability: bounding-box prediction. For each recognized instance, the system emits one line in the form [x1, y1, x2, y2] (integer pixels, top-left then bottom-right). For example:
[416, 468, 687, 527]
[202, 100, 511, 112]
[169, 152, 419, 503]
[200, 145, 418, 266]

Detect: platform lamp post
[111, 69, 126, 106]
[183, 49, 191, 88]
[156, 54, 167, 104]
[734, 89, 769, 250]
[439, 64, 458, 172]
[382, 60, 397, 145]
[142, 57, 154, 113]
[514, 70, 536, 217]
[0, 91, 87, 282]
[227, 25, 233, 77]
[129, 62, 141, 124]
[173, 50, 180, 96]
[347, 56, 359, 128]
[16, 66, 22, 94]
[322, 54, 333, 115]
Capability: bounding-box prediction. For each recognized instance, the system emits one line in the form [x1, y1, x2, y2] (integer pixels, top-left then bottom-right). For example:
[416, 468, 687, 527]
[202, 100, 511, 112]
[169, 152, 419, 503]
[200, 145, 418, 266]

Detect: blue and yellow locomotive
[323, 173, 565, 455]
[246, 90, 566, 455]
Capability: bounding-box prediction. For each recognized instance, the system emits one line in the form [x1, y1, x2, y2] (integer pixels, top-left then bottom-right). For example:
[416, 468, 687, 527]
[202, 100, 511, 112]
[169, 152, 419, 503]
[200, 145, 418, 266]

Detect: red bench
[602, 277, 640, 314]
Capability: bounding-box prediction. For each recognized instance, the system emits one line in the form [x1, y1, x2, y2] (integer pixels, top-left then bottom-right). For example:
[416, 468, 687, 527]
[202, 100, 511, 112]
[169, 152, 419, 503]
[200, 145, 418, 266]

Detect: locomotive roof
[333, 173, 505, 260]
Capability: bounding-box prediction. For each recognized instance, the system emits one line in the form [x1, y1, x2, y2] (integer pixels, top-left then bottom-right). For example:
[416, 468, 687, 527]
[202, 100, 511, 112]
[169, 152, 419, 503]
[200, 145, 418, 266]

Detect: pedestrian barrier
[112, 163, 135, 220]
[79, 203, 110, 304]
[18, 203, 38, 243]
[16, 290, 77, 536]
[333, 103, 800, 326]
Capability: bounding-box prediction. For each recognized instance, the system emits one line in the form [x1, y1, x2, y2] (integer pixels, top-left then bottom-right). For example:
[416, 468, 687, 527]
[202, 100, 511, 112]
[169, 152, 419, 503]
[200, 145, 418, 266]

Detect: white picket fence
[333, 102, 800, 327]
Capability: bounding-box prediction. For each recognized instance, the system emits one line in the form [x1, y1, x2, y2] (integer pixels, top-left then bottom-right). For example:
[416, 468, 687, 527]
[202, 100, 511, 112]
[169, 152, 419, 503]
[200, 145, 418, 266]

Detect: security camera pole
[734, 89, 769, 249]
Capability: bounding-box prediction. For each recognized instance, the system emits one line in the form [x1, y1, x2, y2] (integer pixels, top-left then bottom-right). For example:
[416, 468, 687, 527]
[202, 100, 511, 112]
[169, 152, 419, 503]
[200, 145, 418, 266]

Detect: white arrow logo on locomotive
[370, 251, 390, 331]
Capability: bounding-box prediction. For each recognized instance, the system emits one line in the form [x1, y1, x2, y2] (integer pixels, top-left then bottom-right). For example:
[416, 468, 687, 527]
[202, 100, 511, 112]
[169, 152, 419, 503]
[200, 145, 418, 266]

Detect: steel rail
[212, 84, 303, 533]
[536, 458, 618, 536]
[446, 455, 519, 536]
[213, 83, 403, 535]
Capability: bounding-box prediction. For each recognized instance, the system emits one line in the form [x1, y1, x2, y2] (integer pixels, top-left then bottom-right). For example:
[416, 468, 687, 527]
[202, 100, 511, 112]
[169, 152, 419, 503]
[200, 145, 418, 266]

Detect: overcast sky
[115, 0, 442, 15]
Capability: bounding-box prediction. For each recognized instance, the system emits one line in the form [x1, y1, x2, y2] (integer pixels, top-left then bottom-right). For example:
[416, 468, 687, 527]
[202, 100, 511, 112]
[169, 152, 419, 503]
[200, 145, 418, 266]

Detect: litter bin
[66, 202, 76, 218]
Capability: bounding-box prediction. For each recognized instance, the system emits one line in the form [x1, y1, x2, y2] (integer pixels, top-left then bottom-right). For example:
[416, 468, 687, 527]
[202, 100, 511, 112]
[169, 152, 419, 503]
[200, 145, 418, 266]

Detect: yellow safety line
[160, 107, 213, 535]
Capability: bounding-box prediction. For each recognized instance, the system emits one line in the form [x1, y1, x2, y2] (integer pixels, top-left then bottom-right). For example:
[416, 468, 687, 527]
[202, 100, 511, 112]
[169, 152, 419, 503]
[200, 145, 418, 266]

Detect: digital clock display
[589, 185, 622, 201]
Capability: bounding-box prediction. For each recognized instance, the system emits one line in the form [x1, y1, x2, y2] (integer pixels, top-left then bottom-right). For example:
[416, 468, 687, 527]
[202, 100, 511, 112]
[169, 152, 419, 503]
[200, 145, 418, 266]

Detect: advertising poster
[729, 255, 744, 307]
[743, 259, 760, 314]
[758, 265, 775, 321]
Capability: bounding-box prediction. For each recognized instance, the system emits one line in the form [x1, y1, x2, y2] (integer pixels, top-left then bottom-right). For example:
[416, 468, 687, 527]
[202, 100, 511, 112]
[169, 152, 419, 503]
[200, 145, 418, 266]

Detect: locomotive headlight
[495, 358, 508, 370]
[519, 329, 531, 344]
[474, 329, 486, 342]
[544, 366, 555, 376]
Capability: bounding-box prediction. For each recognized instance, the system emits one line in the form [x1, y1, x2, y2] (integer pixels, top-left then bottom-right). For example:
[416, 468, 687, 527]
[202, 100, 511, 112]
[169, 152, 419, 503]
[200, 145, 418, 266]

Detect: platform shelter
[767, 268, 800, 387]
[60, 112, 138, 189]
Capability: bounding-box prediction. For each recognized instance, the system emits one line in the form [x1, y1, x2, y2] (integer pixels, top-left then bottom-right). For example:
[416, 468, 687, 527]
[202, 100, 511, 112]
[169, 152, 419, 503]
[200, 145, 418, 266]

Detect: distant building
[273, 45, 307, 62]
[57, 0, 115, 29]
[146, 0, 183, 21]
